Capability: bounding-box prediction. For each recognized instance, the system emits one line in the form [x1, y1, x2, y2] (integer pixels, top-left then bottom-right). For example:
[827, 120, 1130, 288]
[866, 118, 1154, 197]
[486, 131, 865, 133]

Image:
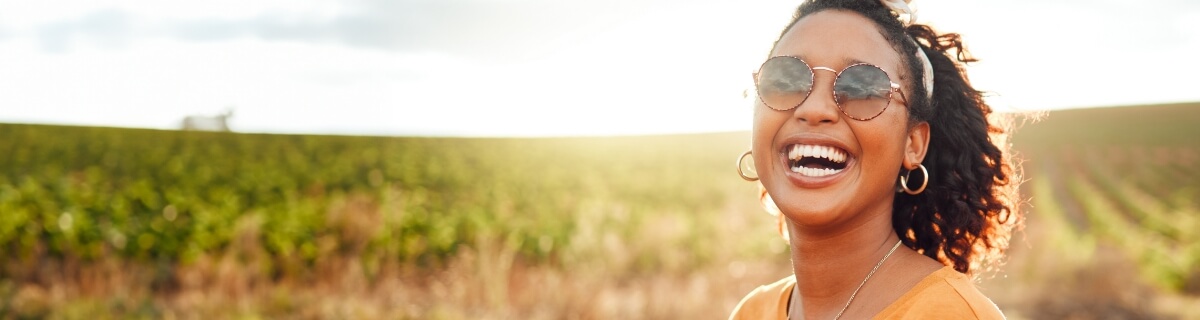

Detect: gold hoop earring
[737, 150, 758, 181]
[899, 164, 928, 195]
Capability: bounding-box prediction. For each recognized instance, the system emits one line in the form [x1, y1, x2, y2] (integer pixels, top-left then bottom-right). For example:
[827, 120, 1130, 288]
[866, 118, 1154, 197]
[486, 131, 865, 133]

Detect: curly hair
[766, 0, 1023, 275]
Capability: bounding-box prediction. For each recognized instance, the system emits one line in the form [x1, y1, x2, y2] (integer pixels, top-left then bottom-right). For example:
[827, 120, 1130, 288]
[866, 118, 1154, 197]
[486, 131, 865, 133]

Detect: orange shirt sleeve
[873, 267, 1005, 320]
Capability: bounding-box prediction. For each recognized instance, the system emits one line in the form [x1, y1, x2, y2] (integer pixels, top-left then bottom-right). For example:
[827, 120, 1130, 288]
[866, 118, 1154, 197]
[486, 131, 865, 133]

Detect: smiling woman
[730, 0, 1021, 319]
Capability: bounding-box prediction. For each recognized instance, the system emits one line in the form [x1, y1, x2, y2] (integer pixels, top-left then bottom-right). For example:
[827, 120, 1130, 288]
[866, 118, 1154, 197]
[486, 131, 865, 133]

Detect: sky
[1, 0, 1197, 137]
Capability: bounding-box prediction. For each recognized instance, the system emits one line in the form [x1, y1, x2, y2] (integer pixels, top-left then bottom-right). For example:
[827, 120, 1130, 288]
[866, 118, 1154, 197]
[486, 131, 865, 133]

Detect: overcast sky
[1, 0, 1197, 136]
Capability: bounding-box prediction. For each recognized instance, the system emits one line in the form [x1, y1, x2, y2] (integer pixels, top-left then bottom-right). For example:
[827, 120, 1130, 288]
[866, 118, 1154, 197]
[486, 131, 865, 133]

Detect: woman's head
[750, 0, 1020, 275]
[752, 8, 925, 231]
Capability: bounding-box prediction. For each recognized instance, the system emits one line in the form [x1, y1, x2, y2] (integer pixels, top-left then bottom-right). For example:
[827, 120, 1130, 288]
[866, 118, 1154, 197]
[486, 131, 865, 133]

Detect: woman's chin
[771, 184, 896, 233]
[779, 205, 846, 229]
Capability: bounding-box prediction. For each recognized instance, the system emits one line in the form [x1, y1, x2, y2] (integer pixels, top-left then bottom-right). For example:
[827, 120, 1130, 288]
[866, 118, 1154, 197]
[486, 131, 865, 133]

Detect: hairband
[880, 0, 934, 100]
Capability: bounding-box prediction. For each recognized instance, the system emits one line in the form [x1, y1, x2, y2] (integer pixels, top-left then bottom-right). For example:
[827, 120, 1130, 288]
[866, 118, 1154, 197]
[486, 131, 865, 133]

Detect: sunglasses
[754, 56, 908, 121]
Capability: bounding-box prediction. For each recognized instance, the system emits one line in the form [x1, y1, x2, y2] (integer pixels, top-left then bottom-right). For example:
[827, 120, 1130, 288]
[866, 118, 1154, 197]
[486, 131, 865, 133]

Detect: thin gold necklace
[789, 240, 903, 320]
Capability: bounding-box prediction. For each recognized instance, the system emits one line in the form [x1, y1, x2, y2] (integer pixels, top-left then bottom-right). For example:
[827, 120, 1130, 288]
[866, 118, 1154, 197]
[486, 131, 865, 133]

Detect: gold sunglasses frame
[754, 56, 909, 121]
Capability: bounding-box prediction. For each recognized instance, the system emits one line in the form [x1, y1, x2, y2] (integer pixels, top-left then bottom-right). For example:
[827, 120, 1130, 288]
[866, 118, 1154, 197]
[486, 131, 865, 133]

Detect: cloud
[36, 9, 133, 52]
[17, 1, 657, 62]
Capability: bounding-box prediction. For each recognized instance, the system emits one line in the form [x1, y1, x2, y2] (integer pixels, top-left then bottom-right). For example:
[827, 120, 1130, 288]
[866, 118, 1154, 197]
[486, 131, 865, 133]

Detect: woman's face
[752, 10, 928, 229]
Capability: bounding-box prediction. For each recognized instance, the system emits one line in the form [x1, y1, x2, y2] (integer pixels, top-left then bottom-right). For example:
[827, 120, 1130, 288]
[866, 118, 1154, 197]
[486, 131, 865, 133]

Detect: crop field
[998, 103, 1200, 318]
[1, 102, 1199, 319]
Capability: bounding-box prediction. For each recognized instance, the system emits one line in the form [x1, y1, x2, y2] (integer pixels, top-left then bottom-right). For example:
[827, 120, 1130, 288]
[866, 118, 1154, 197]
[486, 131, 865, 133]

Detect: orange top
[728, 267, 1004, 320]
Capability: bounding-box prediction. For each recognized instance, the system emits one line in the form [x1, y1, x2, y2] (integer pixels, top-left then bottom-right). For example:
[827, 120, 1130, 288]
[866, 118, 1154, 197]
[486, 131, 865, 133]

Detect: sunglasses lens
[834, 65, 893, 120]
[756, 57, 813, 111]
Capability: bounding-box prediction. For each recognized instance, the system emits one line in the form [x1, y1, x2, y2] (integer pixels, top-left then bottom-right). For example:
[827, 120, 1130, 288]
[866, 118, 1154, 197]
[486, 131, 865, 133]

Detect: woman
[730, 0, 1020, 319]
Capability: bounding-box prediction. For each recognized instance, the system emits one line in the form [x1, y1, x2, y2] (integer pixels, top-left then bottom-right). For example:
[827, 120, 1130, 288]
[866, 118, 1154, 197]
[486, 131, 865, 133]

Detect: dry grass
[980, 215, 1195, 320]
[6, 184, 1199, 319]
[1, 182, 799, 319]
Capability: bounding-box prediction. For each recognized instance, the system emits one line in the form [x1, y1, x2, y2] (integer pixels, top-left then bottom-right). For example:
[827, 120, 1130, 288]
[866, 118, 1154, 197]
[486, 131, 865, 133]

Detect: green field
[1, 102, 1199, 318]
[1015, 103, 1200, 291]
[1000, 103, 1200, 318]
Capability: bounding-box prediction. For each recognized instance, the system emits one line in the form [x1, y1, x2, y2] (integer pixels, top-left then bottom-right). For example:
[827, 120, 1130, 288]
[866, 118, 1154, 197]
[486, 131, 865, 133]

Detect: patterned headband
[880, 0, 934, 100]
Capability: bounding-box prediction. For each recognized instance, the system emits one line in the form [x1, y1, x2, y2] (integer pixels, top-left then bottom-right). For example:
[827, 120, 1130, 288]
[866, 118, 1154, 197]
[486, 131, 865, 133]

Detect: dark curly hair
[768, 0, 1023, 275]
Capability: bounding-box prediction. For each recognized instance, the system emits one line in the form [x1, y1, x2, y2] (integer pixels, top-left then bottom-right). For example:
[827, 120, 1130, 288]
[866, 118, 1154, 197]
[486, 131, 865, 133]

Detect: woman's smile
[787, 144, 847, 176]
[776, 134, 858, 189]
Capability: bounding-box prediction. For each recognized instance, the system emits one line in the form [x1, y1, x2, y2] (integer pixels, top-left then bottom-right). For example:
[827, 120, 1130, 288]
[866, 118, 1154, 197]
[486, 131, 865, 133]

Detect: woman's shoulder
[874, 266, 1005, 320]
[728, 275, 795, 320]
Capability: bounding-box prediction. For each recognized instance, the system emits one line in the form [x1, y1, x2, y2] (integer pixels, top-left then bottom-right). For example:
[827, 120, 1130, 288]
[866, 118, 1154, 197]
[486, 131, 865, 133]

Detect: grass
[2, 102, 1200, 318]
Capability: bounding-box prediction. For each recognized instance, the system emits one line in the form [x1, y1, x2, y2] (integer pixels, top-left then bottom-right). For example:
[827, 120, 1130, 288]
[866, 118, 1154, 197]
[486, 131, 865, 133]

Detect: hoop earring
[737, 150, 758, 181]
[899, 164, 928, 195]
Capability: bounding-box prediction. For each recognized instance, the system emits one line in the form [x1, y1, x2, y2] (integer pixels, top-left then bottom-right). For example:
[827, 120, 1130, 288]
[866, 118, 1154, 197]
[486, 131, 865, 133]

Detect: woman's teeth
[787, 144, 849, 177]
[788, 144, 847, 163]
[793, 166, 840, 177]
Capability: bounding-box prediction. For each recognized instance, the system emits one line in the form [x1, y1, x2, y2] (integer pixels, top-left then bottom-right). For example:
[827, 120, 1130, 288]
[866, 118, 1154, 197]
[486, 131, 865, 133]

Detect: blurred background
[1, 0, 1198, 318]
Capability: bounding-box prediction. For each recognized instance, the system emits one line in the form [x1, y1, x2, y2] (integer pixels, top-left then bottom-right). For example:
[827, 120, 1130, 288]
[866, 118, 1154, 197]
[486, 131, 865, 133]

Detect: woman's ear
[904, 122, 931, 169]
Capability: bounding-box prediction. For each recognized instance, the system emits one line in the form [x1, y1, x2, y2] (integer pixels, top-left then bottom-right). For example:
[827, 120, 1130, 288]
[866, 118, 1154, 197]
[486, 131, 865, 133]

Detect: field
[1, 102, 1199, 318]
[996, 103, 1200, 318]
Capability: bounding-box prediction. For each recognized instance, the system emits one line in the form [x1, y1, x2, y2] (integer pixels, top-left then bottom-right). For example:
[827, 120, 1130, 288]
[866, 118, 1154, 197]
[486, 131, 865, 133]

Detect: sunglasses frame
[754, 56, 909, 121]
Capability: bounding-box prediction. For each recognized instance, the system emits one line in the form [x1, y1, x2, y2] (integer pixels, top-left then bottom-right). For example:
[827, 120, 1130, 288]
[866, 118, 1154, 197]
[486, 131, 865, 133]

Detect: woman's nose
[792, 71, 841, 125]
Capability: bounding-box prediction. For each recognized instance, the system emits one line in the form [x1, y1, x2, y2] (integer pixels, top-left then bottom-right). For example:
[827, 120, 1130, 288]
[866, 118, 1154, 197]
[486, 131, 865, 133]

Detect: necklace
[789, 240, 903, 320]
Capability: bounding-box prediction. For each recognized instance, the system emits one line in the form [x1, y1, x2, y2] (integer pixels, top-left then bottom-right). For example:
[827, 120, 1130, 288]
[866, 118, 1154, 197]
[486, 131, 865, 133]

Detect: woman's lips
[786, 143, 848, 177]
[778, 141, 855, 188]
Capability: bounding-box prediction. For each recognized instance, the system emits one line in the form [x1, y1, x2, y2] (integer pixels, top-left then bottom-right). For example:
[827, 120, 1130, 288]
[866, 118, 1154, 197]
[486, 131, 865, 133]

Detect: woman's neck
[785, 207, 899, 319]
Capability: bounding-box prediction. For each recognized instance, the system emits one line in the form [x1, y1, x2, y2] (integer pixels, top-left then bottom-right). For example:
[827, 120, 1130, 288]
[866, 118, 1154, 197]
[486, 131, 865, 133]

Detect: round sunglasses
[754, 56, 909, 121]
